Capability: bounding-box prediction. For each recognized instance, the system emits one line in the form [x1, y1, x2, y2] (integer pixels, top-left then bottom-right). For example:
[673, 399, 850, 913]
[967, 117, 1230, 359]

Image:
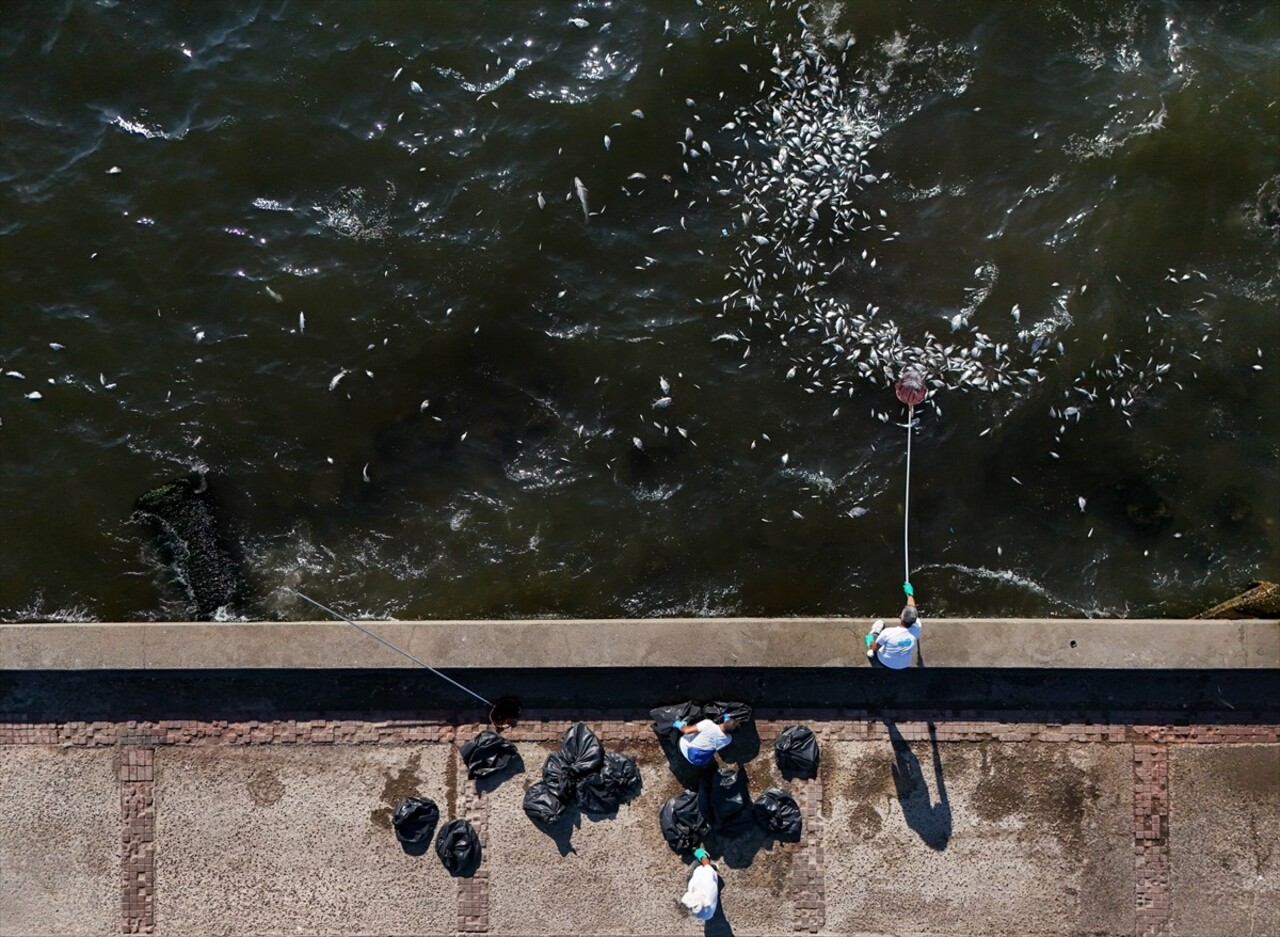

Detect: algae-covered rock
[1196, 581, 1280, 620]
[133, 473, 247, 620]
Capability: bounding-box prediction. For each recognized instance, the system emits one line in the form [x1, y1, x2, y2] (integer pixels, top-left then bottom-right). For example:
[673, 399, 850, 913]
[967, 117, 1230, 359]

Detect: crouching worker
[866, 581, 923, 669]
[680, 847, 722, 921]
[674, 714, 738, 767]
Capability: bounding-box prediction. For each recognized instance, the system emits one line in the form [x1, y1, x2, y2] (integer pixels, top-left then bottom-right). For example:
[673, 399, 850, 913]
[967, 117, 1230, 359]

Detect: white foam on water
[916, 562, 1091, 615]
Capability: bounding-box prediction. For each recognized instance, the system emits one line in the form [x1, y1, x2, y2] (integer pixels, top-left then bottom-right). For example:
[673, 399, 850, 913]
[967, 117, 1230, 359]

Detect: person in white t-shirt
[866, 582, 922, 669]
[674, 715, 738, 767]
[680, 847, 722, 921]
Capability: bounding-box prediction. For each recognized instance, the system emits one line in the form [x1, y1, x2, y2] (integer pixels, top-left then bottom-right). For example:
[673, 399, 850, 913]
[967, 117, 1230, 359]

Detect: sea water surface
[1, 0, 1277, 622]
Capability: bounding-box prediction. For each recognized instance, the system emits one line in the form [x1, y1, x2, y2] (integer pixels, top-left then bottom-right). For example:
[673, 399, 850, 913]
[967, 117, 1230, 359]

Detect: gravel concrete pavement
[1, 711, 1276, 936]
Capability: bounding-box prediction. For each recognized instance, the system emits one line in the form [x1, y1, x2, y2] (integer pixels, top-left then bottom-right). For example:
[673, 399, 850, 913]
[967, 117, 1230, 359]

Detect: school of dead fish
[4, 2, 1247, 517]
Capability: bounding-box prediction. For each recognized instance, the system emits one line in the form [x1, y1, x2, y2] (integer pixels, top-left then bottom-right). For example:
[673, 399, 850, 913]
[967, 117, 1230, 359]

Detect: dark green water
[2, 1, 1277, 622]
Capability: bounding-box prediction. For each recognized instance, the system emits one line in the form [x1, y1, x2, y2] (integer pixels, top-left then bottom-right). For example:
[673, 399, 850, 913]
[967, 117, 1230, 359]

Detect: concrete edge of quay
[2, 618, 1278, 670]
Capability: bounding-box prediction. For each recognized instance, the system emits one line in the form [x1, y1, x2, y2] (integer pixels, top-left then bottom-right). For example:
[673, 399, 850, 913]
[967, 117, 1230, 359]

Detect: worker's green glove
[672, 719, 686, 730]
[903, 581, 914, 597]
[864, 631, 876, 648]
[693, 847, 710, 862]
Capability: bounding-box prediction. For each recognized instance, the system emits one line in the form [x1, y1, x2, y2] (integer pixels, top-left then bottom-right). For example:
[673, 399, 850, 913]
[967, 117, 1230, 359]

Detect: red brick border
[1134, 743, 1170, 937]
[790, 770, 825, 933]
[457, 725, 492, 933]
[2, 712, 1277, 749]
[120, 746, 155, 935]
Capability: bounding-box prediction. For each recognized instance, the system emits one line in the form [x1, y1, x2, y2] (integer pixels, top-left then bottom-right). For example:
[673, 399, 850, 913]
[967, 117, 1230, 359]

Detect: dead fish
[264, 285, 283, 303]
[1078, 496, 1087, 512]
[659, 376, 671, 394]
[652, 396, 673, 408]
[409, 80, 423, 94]
[298, 312, 305, 333]
[603, 134, 611, 151]
[573, 176, 589, 222]
[537, 192, 546, 210]
[631, 109, 644, 119]
[328, 368, 350, 392]
[568, 17, 589, 28]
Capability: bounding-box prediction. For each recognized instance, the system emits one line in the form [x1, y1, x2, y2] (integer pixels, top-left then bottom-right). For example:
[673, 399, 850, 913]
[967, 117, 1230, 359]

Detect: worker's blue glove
[693, 847, 710, 862]
[903, 581, 914, 597]
[721, 713, 733, 723]
[672, 719, 686, 729]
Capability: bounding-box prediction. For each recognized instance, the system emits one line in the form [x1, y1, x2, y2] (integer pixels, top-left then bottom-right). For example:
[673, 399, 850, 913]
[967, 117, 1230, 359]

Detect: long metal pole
[904, 404, 914, 583]
[293, 590, 492, 706]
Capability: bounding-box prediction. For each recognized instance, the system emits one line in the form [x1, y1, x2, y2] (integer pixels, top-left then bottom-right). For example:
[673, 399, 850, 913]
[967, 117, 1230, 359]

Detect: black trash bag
[659, 789, 711, 853]
[774, 725, 820, 779]
[575, 770, 621, 815]
[702, 701, 753, 725]
[460, 730, 518, 779]
[523, 781, 566, 826]
[560, 722, 604, 777]
[702, 767, 749, 830]
[600, 752, 641, 801]
[391, 796, 440, 845]
[650, 702, 699, 738]
[541, 750, 577, 802]
[576, 752, 642, 815]
[435, 818, 482, 876]
[753, 787, 803, 838]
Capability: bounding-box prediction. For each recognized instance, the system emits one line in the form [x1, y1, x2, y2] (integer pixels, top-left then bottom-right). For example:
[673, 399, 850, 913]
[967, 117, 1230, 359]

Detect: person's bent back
[674, 715, 737, 766]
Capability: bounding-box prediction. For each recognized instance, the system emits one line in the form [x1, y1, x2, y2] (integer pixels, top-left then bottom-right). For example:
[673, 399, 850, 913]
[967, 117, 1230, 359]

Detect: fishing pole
[293, 589, 493, 707]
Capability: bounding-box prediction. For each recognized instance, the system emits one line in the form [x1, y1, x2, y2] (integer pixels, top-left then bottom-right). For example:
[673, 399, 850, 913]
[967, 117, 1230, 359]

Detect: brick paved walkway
[1, 710, 1276, 936]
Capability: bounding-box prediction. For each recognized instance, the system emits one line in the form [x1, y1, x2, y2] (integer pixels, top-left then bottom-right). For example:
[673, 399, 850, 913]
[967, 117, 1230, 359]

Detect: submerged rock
[1196, 581, 1280, 619]
[133, 473, 248, 620]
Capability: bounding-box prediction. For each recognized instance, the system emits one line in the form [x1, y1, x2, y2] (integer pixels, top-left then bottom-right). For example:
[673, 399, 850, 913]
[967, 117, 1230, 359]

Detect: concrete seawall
[2, 618, 1278, 670]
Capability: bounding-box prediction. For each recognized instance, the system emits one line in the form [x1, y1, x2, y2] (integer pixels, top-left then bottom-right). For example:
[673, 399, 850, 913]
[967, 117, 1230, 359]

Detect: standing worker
[673, 714, 738, 767]
[680, 847, 722, 920]
[866, 582, 922, 668]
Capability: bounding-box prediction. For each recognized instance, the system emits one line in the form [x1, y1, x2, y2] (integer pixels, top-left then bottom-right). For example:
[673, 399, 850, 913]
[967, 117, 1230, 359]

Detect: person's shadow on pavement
[885, 720, 951, 850]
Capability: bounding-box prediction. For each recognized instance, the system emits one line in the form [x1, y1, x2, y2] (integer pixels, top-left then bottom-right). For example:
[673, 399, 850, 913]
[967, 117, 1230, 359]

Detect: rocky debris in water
[132, 473, 248, 620]
[1114, 476, 1172, 531]
[1247, 174, 1280, 233]
[1196, 581, 1280, 619]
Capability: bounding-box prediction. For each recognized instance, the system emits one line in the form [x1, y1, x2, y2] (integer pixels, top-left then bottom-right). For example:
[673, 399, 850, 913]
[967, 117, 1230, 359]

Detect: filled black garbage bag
[650, 702, 699, 738]
[774, 725, 820, 779]
[576, 752, 642, 814]
[460, 730, 518, 779]
[601, 752, 641, 801]
[560, 723, 604, 777]
[435, 818, 482, 875]
[660, 789, 711, 853]
[575, 770, 621, 815]
[753, 787, 803, 838]
[391, 797, 440, 845]
[523, 781, 566, 826]
[703, 701, 753, 725]
[541, 750, 577, 802]
[702, 767, 749, 830]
